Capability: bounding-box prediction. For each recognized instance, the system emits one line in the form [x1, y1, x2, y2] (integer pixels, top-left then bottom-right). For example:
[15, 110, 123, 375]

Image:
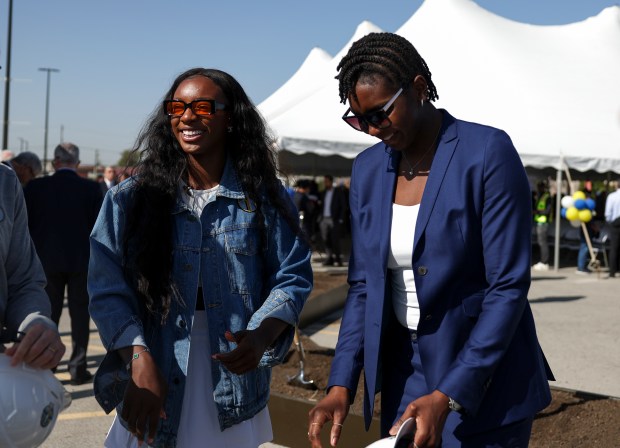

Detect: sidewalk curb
[299, 284, 348, 329]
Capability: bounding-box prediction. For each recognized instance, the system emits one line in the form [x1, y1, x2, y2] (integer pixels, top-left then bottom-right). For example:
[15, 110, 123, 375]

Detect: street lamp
[2, 0, 14, 150]
[39, 67, 59, 174]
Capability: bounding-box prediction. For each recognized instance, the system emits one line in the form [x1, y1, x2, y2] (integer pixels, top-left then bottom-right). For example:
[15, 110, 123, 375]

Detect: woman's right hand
[121, 351, 167, 446]
[307, 385, 351, 447]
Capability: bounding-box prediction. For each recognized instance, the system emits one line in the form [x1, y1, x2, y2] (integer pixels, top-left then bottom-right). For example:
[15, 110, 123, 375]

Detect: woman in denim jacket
[88, 68, 313, 448]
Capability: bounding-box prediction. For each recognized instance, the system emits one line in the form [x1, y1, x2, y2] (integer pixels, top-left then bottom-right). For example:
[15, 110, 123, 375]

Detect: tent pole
[553, 158, 563, 272]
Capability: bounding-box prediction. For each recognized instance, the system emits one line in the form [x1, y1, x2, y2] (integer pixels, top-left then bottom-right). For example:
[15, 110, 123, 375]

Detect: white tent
[265, 0, 620, 176]
[259, 47, 333, 123]
[260, 21, 384, 158]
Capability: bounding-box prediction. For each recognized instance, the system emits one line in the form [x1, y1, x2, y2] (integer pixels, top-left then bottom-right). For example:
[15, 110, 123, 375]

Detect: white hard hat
[365, 417, 415, 448]
[0, 354, 71, 448]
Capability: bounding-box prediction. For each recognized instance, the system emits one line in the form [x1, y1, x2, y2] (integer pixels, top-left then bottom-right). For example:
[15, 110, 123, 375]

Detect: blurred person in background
[24, 143, 103, 385]
[319, 174, 348, 266]
[100, 165, 118, 194]
[532, 180, 552, 271]
[604, 180, 620, 278]
[10, 151, 42, 187]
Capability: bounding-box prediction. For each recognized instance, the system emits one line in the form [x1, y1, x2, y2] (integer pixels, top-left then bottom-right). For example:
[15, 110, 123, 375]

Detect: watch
[448, 396, 464, 414]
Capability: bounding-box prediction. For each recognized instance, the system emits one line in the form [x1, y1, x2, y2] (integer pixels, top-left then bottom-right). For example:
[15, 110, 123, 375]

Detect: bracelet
[125, 348, 149, 371]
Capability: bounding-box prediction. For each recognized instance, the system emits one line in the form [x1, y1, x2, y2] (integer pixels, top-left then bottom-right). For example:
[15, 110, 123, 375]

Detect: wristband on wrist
[448, 396, 465, 414]
[126, 348, 149, 371]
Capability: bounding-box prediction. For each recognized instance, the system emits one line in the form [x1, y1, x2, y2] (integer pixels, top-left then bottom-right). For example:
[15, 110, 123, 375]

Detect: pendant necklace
[402, 125, 441, 178]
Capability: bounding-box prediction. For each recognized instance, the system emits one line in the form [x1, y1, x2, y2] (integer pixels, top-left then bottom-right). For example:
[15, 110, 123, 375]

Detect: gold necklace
[402, 125, 441, 177]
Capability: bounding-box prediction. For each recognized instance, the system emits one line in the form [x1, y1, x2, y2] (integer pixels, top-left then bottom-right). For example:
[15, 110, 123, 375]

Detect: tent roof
[264, 0, 620, 175]
[259, 20, 385, 124]
[258, 47, 333, 123]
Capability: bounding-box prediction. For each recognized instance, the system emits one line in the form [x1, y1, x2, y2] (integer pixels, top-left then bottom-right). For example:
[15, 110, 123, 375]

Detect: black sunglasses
[342, 87, 404, 133]
[163, 99, 227, 118]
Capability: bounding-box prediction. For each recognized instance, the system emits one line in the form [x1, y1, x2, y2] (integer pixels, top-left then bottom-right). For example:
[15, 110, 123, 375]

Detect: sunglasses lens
[344, 116, 363, 131]
[166, 101, 185, 116]
[192, 101, 214, 116]
[366, 112, 390, 129]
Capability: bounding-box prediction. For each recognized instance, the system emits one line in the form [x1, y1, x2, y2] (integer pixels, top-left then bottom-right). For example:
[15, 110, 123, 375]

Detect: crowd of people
[531, 179, 620, 277]
[0, 31, 619, 448]
[290, 175, 351, 266]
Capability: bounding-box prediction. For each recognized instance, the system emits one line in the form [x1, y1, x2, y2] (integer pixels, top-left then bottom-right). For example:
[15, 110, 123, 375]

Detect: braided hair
[336, 32, 438, 105]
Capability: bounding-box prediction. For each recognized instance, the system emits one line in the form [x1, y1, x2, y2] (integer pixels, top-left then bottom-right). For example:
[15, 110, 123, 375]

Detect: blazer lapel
[414, 112, 459, 250]
[379, 144, 399, 268]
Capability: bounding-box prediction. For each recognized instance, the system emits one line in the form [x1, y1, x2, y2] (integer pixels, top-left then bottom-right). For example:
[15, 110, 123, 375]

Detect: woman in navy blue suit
[307, 33, 553, 448]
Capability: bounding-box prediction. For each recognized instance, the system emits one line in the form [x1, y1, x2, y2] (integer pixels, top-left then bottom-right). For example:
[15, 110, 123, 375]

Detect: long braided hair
[123, 68, 300, 323]
[336, 32, 439, 105]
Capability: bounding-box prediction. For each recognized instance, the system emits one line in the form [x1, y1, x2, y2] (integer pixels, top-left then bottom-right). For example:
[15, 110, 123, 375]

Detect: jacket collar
[413, 110, 458, 250]
[173, 156, 246, 214]
[379, 110, 458, 261]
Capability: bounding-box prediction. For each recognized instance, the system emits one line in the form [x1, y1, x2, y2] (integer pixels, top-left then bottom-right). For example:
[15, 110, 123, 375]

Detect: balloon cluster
[561, 191, 596, 227]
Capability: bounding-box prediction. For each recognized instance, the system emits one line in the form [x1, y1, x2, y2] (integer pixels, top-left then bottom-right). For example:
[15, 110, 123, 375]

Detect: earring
[420, 98, 424, 108]
[227, 126, 233, 133]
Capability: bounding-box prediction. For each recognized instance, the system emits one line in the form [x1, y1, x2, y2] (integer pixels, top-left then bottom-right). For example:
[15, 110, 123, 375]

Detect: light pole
[2, 0, 14, 150]
[39, 67, 59, 174]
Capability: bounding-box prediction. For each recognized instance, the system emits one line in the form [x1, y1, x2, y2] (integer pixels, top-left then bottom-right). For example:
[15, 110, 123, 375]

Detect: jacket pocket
[224, 227, 260, 294]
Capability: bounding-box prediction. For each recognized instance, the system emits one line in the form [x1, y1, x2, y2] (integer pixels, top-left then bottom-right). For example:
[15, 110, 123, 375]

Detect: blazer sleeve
[327, 158, 366, 400]
[436, 129, 533, 415]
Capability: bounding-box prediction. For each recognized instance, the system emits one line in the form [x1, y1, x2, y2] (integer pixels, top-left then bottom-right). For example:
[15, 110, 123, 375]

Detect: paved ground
[41, 263, 618, 447]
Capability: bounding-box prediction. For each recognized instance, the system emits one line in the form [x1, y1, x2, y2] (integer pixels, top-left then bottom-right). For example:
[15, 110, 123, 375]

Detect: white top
[104, 185, 273, 448]
[605, 189, 620, 222]
[181, 183, 220, 215]
[322, 188, 333, 217]
[387, 203, 420, 330]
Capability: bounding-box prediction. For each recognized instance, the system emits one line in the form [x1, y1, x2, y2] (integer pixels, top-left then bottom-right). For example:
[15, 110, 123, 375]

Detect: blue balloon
[574, 199, 586, 210]
[561, 207, 567, 218]
[585, 198, 596, 210]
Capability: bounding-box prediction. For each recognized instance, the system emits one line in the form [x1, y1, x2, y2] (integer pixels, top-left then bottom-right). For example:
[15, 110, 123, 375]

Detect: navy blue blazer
[327, 111, 552, 435]
[25, 169, 103, 273]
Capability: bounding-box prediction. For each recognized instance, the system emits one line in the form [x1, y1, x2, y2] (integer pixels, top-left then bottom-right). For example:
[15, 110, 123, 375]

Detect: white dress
[104, 186, 272, 448]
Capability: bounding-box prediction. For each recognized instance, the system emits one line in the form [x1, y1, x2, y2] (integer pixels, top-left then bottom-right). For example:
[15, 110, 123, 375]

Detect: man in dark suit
[319, 174, 348, 266]
[10, 151, 43, 187]
[24, 142, 103, 384]
[99, 165, 117, 194]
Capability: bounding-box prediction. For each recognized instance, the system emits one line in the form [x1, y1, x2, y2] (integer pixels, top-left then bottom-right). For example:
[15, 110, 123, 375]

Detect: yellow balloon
[578, 209, 592, 222]
[565, 207, 579, 221]
[572, 191, 586, 200]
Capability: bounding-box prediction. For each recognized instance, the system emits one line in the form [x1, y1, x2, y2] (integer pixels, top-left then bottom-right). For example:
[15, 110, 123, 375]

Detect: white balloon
[570, 219, 582, 228]
[561, 195, 574, 208]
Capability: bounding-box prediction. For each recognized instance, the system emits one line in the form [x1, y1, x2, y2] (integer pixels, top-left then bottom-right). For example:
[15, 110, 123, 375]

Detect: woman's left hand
[389, 390, 451, 448]
[212, 318, 290, 374]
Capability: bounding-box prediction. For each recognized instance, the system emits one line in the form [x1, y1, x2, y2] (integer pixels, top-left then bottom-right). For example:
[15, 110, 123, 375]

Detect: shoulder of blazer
[355, 140, 388, 163]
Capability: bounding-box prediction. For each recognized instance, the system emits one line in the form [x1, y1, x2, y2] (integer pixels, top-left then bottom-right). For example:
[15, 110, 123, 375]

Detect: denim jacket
[88, 159, 312, 447]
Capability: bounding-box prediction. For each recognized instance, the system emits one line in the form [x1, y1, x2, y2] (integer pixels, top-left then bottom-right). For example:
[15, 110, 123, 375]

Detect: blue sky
[0, 0, 617, 166]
